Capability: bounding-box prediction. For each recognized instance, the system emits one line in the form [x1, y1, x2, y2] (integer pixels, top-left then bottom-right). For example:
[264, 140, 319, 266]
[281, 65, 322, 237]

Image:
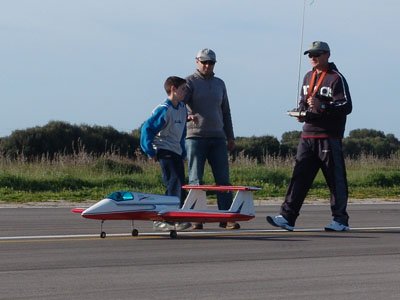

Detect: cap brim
[304, 50, 328, 55]
[197, 58, 216, 62]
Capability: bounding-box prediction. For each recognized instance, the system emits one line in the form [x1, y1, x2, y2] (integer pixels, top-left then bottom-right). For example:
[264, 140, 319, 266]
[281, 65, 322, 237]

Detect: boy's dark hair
[164, 76, 186, 95]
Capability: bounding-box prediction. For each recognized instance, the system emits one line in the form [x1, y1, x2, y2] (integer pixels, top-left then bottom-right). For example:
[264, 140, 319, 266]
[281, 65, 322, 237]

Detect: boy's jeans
[185, 138, 232, 210]
[157, 149, 185, 207]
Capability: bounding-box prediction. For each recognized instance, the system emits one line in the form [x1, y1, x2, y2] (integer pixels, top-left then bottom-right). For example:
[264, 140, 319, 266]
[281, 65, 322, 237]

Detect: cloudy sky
[1, 0, 399, 139]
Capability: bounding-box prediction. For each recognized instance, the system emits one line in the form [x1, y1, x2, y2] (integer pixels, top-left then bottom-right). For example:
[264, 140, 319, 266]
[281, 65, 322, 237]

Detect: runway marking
[1, 226, 399, 242]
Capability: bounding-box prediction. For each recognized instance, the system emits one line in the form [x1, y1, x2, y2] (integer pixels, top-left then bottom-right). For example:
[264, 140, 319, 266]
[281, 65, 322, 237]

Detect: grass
[1, 152, 400, 203]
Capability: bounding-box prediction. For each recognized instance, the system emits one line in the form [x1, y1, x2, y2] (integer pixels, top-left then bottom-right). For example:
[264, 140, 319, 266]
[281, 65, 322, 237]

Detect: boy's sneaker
[324, 220, 350, 232]
[153, 221, 176, 231]
[153, 221, 163, 231]
[174, 222, 192, 231]
[266, 215, 294, 231]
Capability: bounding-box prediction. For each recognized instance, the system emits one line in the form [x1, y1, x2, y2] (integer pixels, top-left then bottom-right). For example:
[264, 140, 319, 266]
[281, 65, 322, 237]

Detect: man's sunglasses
[199, 60, 216, 65]
[308, 52, 326, 58]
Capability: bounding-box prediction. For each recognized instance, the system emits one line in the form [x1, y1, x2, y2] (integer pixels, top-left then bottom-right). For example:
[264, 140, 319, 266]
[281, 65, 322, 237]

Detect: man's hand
[307, 97, 316, 111]
[307, 97, 327, 114]
[227, 139, 235, 152]
[187, 114, 199, 124]
[297, 116, 306, 123]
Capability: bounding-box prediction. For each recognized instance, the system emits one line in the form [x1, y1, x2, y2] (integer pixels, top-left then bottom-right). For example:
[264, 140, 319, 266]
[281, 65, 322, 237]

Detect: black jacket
[299, 62, 352, 138]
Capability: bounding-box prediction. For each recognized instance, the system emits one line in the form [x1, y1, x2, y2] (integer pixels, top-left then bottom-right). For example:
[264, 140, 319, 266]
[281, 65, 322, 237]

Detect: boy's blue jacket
[140, 99, 187, 158]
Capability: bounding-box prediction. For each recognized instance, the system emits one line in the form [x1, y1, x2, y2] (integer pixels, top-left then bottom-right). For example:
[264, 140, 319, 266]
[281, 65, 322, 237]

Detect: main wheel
[132, 229, 139, 236]
[100, 231, 106, 238]
[169, 230, 178, 239]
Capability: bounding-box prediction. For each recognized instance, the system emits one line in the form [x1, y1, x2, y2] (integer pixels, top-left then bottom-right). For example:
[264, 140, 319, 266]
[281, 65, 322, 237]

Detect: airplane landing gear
[169, 230, 178, 239]
[98, 220, 140, 238]
[100, 220, 106, 238]
[131, 220, 139, 237]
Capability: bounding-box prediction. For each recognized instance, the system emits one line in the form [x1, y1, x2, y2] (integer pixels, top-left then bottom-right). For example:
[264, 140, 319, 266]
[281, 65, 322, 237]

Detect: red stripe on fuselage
[160, 211, 254, 223]
[82, 211, 160, 220]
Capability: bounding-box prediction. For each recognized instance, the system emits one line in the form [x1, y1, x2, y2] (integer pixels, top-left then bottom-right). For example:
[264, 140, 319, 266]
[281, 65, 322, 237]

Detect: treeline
[0, 121, 139, 159]
[0, 121, 399, 161]
[236, 129, 400, 161]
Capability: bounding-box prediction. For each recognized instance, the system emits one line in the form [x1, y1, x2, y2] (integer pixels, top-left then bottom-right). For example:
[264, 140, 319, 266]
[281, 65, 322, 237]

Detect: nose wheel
[169, 230, 178, 239]
[100, 220, 106, 238]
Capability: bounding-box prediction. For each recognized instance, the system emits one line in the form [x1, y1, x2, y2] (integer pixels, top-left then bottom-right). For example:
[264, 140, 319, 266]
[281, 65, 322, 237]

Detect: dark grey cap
[196, 48, 217, 62]
[304, 41, 330, 55]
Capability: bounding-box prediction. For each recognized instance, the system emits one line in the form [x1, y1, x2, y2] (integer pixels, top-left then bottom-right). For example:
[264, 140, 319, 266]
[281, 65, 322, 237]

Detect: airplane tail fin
[181, 185, 259, 216]
[181, 189, 208, 210]
[228, 190, 255, 216]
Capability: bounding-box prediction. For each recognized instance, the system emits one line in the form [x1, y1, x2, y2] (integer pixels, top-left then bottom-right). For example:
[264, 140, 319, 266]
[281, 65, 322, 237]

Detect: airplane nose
[82, 199, 113, 216]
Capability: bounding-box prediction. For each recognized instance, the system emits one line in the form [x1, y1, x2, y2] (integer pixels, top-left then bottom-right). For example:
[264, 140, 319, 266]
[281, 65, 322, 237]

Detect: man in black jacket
[267, 41, 352, 231]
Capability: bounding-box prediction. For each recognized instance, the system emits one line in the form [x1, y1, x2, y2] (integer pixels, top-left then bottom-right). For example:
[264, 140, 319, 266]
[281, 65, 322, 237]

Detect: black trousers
[280, 138, 349, 226]
[157, 149, 186, 207]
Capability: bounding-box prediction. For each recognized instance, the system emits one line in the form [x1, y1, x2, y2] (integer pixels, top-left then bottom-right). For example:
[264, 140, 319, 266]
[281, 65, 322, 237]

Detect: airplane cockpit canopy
[107, 191, 134, 202]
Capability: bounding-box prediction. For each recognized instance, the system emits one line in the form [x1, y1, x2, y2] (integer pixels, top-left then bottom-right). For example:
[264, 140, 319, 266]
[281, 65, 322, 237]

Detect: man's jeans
[185, 138, 232, 210]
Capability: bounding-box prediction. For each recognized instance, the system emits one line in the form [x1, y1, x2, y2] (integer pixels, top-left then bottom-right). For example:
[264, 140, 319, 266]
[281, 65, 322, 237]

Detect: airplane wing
[182, 185, 261, 191]
[71, 208, 86, 214]
[159, 210, 254, 223]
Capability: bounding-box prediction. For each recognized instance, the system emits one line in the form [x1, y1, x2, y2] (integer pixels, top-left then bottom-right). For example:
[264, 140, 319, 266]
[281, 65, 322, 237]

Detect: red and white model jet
[72, 185, 260, 238]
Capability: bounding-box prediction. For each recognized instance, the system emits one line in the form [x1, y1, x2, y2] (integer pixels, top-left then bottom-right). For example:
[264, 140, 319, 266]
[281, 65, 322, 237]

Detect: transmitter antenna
[295, 0, 307, 109]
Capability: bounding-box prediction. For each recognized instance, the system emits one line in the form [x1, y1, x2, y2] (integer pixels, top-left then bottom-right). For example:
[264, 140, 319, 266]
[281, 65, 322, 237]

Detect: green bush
[364, 172, 400, 187]
[92, 158, 143, 175]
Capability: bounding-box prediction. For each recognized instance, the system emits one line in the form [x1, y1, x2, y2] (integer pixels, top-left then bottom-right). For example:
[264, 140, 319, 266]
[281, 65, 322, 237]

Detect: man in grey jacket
[184, 48, 239, 230]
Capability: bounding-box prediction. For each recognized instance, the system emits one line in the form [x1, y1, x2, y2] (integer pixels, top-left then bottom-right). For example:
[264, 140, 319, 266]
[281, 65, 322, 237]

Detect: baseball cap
[196, 48, 217, 62]
[304, 41, 330, 55]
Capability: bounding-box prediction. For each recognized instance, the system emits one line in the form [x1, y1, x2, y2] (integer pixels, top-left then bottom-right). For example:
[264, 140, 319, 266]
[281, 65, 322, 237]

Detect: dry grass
[1, 151, 400, 202]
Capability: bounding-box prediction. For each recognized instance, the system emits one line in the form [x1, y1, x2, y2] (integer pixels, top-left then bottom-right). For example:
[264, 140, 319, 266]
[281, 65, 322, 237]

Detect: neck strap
[307, 70, 327, 98]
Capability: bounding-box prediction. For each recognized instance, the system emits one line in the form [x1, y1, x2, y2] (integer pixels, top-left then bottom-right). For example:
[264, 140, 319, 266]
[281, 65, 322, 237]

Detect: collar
[195, 69, 214, 79]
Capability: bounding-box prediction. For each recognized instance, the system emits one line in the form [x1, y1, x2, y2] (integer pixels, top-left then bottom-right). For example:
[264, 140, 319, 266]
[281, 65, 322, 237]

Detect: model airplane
[72, 185, 261, 238]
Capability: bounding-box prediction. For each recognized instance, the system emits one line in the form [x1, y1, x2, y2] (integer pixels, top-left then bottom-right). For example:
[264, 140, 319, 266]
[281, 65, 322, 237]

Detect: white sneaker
[266, 215, 294, 231]
[174, 222, 192, 231]
[324, 220, 350, 232]
[153, 221, 176, 231]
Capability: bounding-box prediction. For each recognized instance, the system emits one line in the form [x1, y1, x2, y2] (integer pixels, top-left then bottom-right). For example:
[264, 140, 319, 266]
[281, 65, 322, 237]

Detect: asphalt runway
[0, 203, 399, 300]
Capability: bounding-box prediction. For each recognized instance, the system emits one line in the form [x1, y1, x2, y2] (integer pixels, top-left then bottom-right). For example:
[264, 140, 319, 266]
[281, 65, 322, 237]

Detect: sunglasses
[308, 52, 326, 58]
[199, 60, 216, 65]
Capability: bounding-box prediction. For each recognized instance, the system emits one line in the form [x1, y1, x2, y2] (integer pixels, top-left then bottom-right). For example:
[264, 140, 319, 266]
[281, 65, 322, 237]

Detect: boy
[140, 76, 190, 231]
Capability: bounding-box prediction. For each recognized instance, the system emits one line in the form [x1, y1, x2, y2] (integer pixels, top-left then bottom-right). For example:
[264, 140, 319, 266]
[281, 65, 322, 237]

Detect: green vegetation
[1, 122, 400, 203]
[1, 152, 400, 203]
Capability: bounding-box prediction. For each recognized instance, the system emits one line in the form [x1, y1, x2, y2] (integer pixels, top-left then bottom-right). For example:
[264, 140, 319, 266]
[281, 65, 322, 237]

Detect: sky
[1, 0, 399, 140]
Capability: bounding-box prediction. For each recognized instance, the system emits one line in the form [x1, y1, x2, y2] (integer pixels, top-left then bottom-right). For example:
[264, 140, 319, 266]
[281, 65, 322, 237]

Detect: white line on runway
[1, 226, 399, 241]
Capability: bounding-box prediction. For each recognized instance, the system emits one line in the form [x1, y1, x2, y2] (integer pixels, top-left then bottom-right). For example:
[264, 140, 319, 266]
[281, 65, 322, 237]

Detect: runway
[0, 203, 399, 299]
